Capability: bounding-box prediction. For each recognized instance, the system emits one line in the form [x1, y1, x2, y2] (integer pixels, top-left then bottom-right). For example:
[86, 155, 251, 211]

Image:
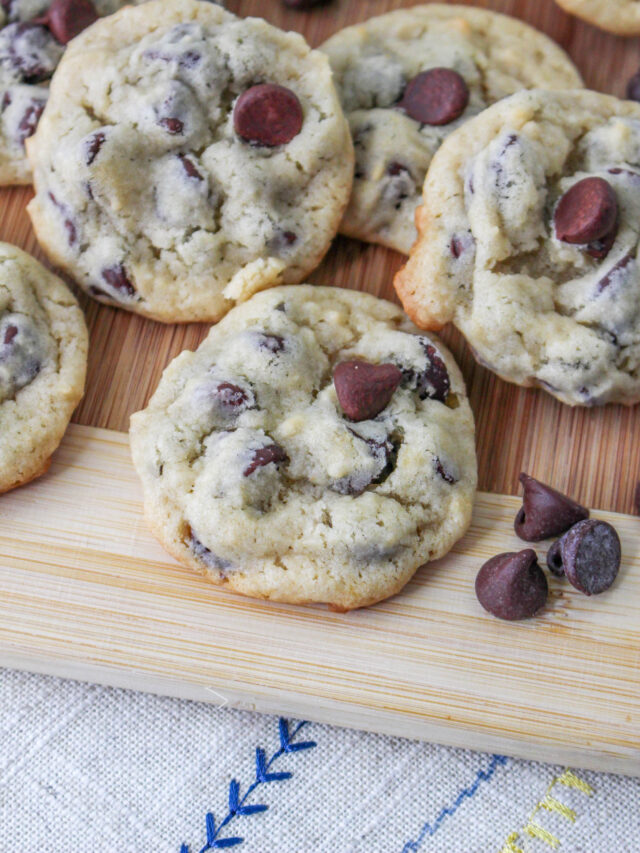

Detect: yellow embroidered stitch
[499, 768, 593, 851]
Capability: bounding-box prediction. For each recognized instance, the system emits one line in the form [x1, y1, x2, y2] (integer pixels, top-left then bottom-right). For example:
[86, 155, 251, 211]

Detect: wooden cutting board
[1, 0, 639, 776]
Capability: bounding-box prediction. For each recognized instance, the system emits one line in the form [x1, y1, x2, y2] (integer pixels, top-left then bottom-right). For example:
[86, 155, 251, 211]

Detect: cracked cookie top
[0, 242, 87, 492]
[395, 90, 640, 406]
[321, 4, 582, 255]
[130, 285, 477, 610]
[25, 0, 353, 322]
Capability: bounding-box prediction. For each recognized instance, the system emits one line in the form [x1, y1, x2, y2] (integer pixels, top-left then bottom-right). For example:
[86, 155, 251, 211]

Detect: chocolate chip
[451, 236, 463, 258]
[100, 263, 135, 297]
[597, 252, 634, 293]
[3, 324, 17, 345]
[39, 0, 98, 44]
[475, 549, 548, 620]
[267, 230, 297, 253]
[233, 84, 303, 147]
[158, 116, 183, 135]
[5, 23, 61, 83]
[243, 443, 288, 477]
[627, 70, 640, 102]
[546, 539, 564, 577]
[213, 382, 251, 410]
[398, 68, 469, 126]
[257, 333, 285, 354]
[16, 97, 44, 144]
[382, 161, 416, 210]
[403, 339, 450, 402]
[586, 226, 617, 260]
[178, 154, 202, 180]
[434, 457, 456, 484]
[187, 529, 234, 573]
[144, 47, 201, 69]
[334, 360, 403, 422]
[548, 519, 621, 595]
[514, 473, 589, 542]
[85, 131, 105, 165]
[332, 431, 396, 496]
[387, 161, 409, 177]
[554, 177, 618, 248]
[47, 191, 76, 246]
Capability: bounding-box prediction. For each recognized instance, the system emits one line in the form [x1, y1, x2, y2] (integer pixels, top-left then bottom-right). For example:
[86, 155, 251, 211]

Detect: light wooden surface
[0, 425, 638, 774]
[0, 0, 639, 773]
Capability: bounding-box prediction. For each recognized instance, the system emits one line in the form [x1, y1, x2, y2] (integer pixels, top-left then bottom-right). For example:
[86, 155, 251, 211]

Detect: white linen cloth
[1, 667, 638, 852]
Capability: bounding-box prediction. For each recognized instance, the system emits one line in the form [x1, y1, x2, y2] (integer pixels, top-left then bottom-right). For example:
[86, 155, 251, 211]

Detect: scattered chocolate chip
[85, 130, 105, 165]
[38, 0, 98, 44]
[178, 153, 202, 180]
[548, 519, 621, 595]
[233, 84, 303, 147]
[100, 263, 135, 297]
[16, 98, 45, 144]
[434, 457, 456, 484]
[475, 549, 548, 621]
[243, 443, 288, 477]
[3, 324, 17, 345]
[546, 539, 564, 577]
[554, 177, 618, 249]
[398, 68, 469, 126]
[257, 333, 285, 354]
[514, 473, 589, 542]
[334, 360, 403, 422]
[627, 70, 640, 102]
[158, 116, 183, 135]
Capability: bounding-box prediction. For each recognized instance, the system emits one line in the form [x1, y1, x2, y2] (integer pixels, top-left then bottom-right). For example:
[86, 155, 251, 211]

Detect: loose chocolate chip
[40, 0, 98, 44]
[85, 131, 105, 165]
[100, 263, 135, 297]
[548, 519, 621, 595]
[627, 70, 640, 102]
[514, 473, 589, 542]
[257, 333, 285, 354]
[554, 177, 618, 248]
[476, 549, 548, 620]
[178, 153, 202, 180]
[434, 457, 456, 484]
[233, 84, 303, 147]
[398, 68, 469, 126]
[334, 360, 403, 422]
[16, 98, 45, 144]
[158, 116, 183, 135]
[546, 539, 564, 577]
[243, 443, 288, 477]
[3, 324, 17, 345]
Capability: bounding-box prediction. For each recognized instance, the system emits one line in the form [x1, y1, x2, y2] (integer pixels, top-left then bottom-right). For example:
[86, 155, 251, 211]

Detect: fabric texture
[0, 667, 638, 852]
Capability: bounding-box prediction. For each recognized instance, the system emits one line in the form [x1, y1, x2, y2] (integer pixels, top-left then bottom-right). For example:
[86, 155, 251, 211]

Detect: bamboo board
[0, 0, 639, 775]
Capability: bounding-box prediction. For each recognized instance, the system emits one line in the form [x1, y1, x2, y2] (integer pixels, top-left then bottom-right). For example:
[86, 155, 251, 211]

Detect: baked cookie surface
[26, 0, 353, 323]
[395, 90, 640, 406]
[0, 0, 150, 185]
[130, 285, 477, 610]
[321, 4, 582, 255]
[555, 0, 640, 36]
[0, 242, 87, 493]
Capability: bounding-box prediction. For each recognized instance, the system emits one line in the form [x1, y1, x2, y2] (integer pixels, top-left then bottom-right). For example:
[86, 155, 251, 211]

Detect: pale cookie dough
[0, 242, 87, 493]
[321, 5, 583, 254]
[26, 0, 353, 323]
[555, 0, 640, 36]
[130, 285, 477, 610]
[0, 0, 151, 185]
[395, 89, 640, 406]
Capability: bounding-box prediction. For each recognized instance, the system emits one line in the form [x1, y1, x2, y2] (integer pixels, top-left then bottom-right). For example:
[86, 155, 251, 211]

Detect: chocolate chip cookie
[395, 90, 640, 406]
[555, 0, 640, 36]
[0, 0, 153, 185]
[130, 285, 477, 610]
[321, 5, 582, 255]
[26, 0, 353, 323]
[0, 242, 87, 492]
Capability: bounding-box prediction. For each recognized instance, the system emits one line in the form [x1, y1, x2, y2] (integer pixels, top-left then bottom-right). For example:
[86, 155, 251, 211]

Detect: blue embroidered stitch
[401, 754, 509, 852]
[180, 718, 317, 851]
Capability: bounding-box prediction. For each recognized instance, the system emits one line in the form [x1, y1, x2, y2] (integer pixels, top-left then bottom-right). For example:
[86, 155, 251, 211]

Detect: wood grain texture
[0, 0, 639, 515]
[1, 425, 638, 775]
